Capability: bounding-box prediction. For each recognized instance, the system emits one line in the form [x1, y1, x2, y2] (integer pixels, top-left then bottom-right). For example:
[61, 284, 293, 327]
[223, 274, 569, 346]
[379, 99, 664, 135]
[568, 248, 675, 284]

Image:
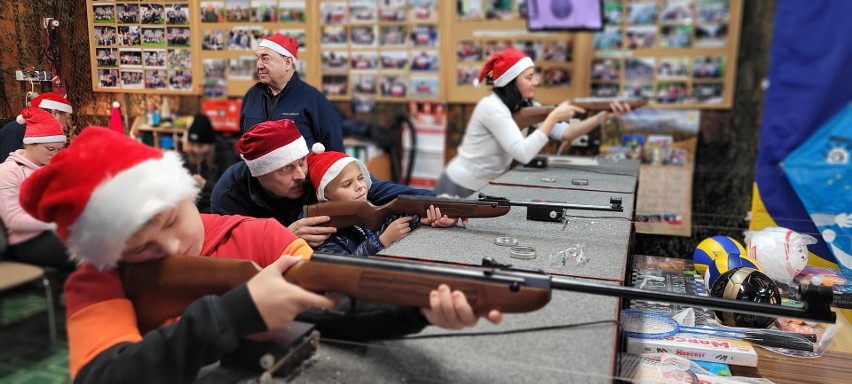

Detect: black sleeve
[295, 299, 429, 342]
[210, 163, 250, 215]
[74, 284, 267, 384]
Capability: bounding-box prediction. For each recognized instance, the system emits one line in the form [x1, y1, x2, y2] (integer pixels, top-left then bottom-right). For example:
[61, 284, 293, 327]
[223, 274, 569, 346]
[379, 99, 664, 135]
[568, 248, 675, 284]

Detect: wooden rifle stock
[124, 256, 262, 333]
[303, 195, 510, 231]
[123, 253, 552, 333]
[511, 98, 649, 128]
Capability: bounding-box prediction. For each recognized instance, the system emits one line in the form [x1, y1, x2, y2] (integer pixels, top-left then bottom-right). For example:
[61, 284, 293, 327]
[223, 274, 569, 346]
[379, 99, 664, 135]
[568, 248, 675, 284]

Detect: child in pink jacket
[0, 108, 73, 274]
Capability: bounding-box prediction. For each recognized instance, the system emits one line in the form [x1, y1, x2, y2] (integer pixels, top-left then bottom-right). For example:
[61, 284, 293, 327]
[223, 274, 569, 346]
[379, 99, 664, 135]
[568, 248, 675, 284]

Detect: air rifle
[302, 194, 510, 231]
[512, 98, 649, 128]
[302, 194, 622, 230]
[123, 252, 836, 334]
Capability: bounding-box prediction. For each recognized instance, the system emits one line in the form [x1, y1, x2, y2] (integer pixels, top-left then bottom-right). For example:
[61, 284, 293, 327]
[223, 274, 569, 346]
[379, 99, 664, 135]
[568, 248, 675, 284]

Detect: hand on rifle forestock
[592, 101, 632, 126]
[422, 284, 503, 330]
[546, 101, 586, 125]
[288, 216, 337, 247]
[419, 205, 467, 228]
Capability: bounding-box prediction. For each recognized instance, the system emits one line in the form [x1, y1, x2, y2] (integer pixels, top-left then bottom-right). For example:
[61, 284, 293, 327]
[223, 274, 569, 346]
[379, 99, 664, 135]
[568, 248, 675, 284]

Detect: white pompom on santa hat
[258, 33, 298, 60]
[237, 119, 308, 177]
[20, 127, 199, 270]
[306, 143, 371, 201]
[18, 108, 66, 144]
[475, 48, 534, 88]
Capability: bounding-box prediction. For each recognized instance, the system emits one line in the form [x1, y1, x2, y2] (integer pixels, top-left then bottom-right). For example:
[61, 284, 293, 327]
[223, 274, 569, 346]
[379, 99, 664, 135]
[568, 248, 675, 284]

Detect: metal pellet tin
[494, 237, 518, 247]
[510, 245, 536, 260]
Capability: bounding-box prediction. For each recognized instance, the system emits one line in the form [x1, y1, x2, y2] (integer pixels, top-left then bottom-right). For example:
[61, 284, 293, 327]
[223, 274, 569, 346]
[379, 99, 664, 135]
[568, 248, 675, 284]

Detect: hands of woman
[594, 101, 633, 126]
[247, 255, 335, 330]
[547, 101, 587, 123]
[421, 284, 503, 330]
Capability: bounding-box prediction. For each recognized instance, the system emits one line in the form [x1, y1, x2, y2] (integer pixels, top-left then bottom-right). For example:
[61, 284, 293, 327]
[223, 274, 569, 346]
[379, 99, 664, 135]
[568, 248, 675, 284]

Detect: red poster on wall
[202, 99, 241, 133]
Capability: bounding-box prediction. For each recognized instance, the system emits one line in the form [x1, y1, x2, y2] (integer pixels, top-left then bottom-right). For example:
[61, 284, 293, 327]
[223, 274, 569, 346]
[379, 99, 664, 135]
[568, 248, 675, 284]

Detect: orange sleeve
[280, 237, 313, 260]
[64, 266, 143, 379]
[67, 299, 142, 380]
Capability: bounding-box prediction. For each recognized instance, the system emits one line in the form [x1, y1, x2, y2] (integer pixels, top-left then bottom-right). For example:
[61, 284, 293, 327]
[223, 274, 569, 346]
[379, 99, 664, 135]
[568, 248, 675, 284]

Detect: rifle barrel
[549, 275, 835, 323]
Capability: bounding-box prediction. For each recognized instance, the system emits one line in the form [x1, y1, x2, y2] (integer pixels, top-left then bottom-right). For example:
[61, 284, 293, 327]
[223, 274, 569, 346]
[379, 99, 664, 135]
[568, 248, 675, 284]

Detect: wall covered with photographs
[316, 0, 442, 110]
[591, 0, 741, 108]
[197, 0, 311, 98]
[88, 1, 198, 93]
[86, 0, 742, 109]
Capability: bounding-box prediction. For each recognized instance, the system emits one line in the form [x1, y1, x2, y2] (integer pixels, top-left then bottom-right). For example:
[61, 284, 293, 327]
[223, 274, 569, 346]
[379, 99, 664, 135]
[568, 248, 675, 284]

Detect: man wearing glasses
[0, 92, 73, 162]
[0, 107, 75, 276]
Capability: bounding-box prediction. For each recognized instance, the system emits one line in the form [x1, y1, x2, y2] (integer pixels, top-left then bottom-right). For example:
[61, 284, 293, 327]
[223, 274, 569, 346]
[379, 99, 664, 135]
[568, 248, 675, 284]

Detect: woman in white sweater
[436, 48, 628, 196]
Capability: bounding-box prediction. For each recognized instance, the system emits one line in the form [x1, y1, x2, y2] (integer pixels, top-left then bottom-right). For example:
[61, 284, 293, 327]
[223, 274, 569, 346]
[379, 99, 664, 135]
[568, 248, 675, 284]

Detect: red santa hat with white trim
[19, 108, 66, 144]
[16, 92, 73, 126]
[31, 92, 73, 114]
[19, 127, 199, 270]
[238, 119, 308, 177]
[475, 48, 534, 87]
[306, 143, 371, 201]
[258, 33, 298, 60]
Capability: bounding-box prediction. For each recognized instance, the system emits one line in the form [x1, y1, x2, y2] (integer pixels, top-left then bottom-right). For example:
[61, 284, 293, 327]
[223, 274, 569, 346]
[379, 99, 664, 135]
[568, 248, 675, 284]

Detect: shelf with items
[129, 115, 193, 153]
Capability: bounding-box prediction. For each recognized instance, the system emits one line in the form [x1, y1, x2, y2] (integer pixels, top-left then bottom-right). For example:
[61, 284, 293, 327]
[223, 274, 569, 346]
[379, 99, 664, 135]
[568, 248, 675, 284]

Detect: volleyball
[705, 252, 763, 289]
[709, 267, 781, 328]
[693, 236, 746, 276]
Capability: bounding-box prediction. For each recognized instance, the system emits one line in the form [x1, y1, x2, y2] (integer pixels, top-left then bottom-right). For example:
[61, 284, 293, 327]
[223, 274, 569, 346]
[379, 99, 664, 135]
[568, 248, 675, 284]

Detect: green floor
[0, 286, 69, 384]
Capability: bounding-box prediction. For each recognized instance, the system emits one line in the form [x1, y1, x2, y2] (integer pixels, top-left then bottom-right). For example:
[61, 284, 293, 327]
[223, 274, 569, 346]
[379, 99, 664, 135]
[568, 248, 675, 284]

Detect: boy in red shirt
[21, 126, 500, 383]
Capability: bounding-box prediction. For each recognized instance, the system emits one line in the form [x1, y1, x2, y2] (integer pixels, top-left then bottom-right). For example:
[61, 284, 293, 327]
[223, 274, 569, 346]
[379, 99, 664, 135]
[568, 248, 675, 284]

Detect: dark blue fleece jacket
[240, 73, 344, 152]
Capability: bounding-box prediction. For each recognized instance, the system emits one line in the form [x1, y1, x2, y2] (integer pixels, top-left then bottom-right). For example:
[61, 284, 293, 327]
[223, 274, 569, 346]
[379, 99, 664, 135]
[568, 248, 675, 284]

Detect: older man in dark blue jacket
[240, 32, 343, 152]
[211, 119, 434, 247]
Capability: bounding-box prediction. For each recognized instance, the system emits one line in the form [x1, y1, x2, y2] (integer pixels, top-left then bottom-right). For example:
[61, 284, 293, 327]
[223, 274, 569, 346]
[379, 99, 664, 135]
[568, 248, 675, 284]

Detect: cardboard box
[626, 335, 758, 367]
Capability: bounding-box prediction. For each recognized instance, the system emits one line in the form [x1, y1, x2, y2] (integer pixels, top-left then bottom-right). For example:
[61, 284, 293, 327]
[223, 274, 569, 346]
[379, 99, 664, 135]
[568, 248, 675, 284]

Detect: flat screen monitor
[526, 0, 604, 32]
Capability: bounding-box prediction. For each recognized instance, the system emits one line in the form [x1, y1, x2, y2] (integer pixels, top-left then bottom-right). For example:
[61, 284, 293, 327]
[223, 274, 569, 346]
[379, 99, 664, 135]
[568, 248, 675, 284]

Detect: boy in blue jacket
[306, 143, 455, 256]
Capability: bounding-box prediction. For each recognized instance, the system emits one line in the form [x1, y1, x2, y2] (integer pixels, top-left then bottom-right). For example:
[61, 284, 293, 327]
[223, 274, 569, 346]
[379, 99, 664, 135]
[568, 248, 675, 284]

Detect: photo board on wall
[88, 1, 200, 94]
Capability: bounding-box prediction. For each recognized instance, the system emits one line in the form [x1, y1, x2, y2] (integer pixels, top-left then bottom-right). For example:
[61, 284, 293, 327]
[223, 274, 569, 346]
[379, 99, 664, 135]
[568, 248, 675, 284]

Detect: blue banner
[750, 1, 852, 267]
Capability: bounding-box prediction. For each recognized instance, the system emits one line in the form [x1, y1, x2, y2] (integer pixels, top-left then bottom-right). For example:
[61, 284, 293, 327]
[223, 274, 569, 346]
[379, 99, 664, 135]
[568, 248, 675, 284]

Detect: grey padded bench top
[489, 157, 638, 194]
[294, 292, 622, 384]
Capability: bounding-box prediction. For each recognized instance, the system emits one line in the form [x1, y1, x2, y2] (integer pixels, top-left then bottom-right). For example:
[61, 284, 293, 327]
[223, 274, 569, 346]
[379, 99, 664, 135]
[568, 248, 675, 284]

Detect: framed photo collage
[89, 1, 197, 93]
